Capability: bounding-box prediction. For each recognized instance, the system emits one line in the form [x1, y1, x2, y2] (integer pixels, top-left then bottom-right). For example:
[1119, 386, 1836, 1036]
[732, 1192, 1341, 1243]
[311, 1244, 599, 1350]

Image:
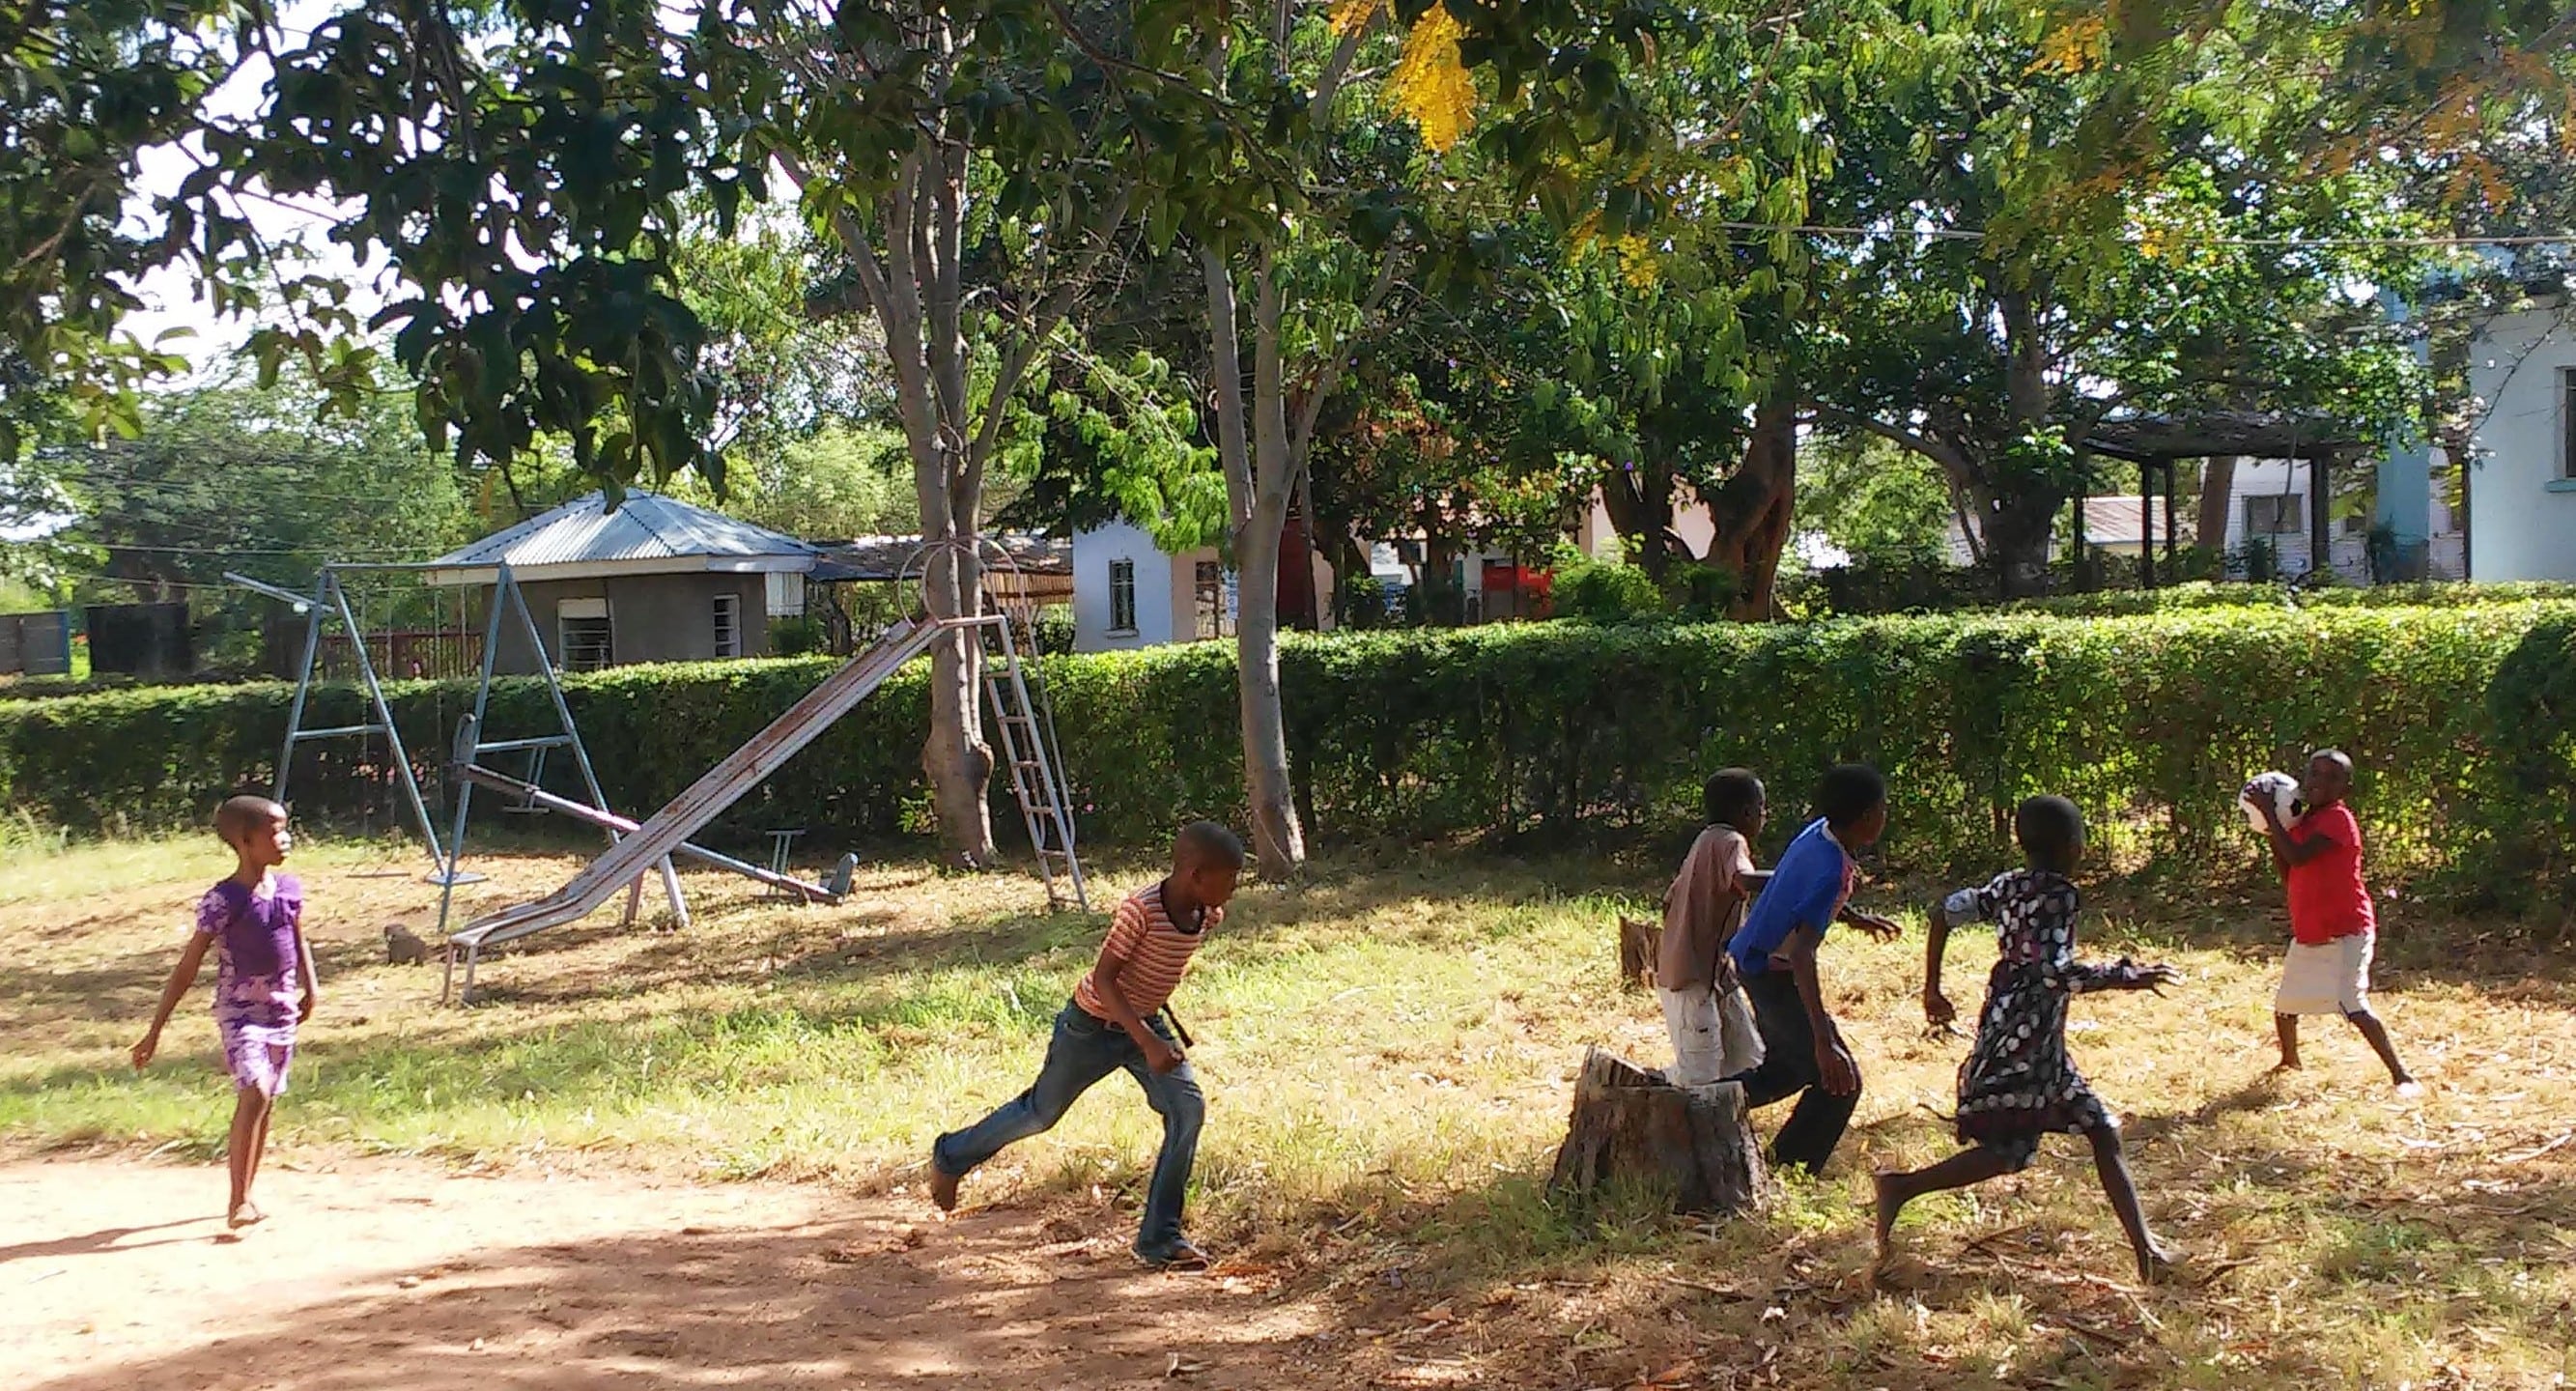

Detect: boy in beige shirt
[1657, 770, 1769, 1085]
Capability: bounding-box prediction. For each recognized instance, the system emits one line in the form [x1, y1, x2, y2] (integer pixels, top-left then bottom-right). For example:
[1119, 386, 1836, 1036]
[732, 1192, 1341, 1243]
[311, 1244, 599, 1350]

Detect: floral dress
[1941, 869, 2153, 1170]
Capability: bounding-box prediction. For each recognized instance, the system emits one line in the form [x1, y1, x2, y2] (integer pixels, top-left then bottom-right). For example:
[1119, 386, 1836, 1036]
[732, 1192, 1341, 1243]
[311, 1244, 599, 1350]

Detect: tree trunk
[1233, 500, 1304, 878]
[1703, 396, 1798, 619]
[1549, 1047, 1767, 1217]
[1617, 915, 1659, 991]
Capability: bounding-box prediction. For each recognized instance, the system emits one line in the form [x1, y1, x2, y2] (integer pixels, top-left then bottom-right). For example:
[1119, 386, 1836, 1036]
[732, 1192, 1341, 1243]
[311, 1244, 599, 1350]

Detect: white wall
[2468, 305, 2576, 582]
[1070, 522, 1178, 652]
[1576, 485, 1717, 560]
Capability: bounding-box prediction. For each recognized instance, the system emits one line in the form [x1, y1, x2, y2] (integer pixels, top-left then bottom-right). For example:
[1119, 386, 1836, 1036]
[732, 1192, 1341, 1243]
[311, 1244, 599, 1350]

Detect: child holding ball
[2247, 750, 2420, 1092]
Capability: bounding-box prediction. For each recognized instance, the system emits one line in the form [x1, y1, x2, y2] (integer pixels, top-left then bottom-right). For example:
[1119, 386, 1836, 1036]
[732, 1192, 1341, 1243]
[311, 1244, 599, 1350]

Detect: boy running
[1719, 765, 1902, 1174]
[1657, 769, 1769, 1085]
[930, 822, 1245, 1269]
[2248, 751, 2419, 1092]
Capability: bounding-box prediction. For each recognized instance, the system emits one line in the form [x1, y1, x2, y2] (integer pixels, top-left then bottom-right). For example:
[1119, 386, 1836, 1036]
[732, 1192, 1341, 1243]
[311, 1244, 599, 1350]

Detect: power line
[1705, 221, 2576, 249]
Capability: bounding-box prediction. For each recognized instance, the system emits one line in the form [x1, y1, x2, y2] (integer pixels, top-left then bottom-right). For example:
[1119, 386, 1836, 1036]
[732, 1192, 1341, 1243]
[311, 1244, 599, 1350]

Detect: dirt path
[1, 1155, 1334, 1390]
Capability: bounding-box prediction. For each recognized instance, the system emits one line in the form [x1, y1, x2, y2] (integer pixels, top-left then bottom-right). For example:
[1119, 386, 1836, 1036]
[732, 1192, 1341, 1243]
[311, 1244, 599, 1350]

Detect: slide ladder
[445, 617, 939, 990]
[980, 605, 1089, 912]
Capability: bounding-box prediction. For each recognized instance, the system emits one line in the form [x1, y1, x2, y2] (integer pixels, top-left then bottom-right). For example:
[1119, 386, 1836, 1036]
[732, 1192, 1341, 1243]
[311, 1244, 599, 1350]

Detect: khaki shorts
[2275, 932, 2372, 1016]
[1657, 970, 1766, 1086]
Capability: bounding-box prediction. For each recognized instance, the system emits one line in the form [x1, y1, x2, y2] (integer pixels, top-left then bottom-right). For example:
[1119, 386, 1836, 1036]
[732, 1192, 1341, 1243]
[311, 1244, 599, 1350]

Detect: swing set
[231, 537, 1089, 1005]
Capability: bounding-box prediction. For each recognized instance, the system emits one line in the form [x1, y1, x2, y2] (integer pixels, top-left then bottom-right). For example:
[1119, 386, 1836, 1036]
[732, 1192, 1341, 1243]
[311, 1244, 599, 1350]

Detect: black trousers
[1721, 969, 1862, 1174]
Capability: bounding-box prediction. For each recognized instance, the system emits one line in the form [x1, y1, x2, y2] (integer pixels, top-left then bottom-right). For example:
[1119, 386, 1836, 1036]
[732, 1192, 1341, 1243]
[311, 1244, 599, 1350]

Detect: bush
[1550, 548, 1662, 623]
[5, 602, 2571, 907]
[770, 615, 828, 658]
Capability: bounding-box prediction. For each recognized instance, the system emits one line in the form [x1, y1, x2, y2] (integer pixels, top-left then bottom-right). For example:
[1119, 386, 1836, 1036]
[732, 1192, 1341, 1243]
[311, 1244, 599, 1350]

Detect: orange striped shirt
[1073, 883, 1218, 1020]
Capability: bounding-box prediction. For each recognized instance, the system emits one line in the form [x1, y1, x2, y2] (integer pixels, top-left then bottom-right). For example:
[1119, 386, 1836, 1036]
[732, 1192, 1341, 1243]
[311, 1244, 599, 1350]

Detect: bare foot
[226, 1201, 266, 1230]
[2137, 1236, 2181, 1285]
[927, 1163, 960, 1213]
[1871, 1172, 1907, 1264]
[2269, 1058, 2301, 1074]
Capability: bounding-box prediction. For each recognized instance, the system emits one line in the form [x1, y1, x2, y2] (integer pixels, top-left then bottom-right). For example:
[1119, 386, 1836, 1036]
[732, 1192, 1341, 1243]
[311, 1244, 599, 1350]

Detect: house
[1937, 466, 2466, 582]
[1069, 485, 1714, 649]
[1071, 521, 1273, 651]
[2465, 298, 2576, 582]
[424, 492, 818, 674]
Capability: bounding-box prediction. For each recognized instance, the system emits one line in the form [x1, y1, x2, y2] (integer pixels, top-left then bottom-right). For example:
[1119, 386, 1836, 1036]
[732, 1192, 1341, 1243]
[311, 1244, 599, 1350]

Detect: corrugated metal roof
[2081, 496, 2192, 548]
[427, 492, 817, 571]
[812, 532, 1072, 582]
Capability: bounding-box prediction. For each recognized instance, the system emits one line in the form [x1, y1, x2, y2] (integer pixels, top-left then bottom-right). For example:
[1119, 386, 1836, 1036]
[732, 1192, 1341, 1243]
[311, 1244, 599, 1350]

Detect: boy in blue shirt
[1720, 765, 1900, 1174]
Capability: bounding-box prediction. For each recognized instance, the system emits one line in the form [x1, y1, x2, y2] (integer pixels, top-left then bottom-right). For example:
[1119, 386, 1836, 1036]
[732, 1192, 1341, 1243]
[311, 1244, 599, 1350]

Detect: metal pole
[435, 565, 513, 941]
[2139, 459, 2156, 589]
[326, 568, 444, 867]
[271, 593, 326, 805]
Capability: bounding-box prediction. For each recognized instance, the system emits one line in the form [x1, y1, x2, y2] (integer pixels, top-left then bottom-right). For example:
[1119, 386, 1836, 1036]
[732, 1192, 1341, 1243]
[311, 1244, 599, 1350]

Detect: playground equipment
[439, 538, 1088, 1002]
[226, 566, 469, 882]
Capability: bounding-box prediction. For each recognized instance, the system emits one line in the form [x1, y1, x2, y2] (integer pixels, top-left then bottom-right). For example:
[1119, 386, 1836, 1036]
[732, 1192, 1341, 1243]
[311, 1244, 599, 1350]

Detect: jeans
[933, 1000, 1205, 1256]
[1721, 969, 1861, 1174]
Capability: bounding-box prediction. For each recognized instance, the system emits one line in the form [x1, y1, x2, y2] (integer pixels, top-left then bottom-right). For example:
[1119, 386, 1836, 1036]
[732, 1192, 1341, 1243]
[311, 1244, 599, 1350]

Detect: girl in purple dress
[134, 795, 319, 1229]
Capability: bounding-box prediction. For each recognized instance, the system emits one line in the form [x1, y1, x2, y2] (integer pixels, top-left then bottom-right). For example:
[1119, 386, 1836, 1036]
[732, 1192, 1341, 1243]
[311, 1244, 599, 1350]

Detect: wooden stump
[1617, 914, 1661, 991]
[1549, 1047, 1767, 1217]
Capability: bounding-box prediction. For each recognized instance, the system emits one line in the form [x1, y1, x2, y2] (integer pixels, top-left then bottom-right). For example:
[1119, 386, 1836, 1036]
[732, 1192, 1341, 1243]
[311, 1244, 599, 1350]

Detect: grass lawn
[3, 831, 2571, 1388]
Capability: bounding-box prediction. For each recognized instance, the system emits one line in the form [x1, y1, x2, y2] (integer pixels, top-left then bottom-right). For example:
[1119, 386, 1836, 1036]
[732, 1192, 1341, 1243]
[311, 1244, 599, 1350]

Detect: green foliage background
[5, 599, 2571, 912]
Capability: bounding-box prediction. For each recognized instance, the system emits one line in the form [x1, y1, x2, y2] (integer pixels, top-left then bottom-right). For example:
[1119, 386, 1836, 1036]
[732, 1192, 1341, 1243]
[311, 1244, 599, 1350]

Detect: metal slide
[446, 617, 939, 977]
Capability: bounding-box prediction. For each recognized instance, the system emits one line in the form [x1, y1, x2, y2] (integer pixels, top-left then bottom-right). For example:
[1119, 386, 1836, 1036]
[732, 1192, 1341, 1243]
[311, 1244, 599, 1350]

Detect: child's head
[1172, 821, 1246, 909]
[1702, 769, 1767, 839]
[2014, 794, 2085, 874]
[2304, 749, 2355, 807]
[215, 795, 292, 867]
[1817, 764, 1887, 848]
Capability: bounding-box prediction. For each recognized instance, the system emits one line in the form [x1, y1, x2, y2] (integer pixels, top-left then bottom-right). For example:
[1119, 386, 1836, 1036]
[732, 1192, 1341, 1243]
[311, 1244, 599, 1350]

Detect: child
[929, 821, 1246, 1269]
[1718, 765, 1901, 1175]
[2247, 750, 2418, 1091]
[132, 795, 317, 1229]
[1657, 769, 1769, 1086]
[1875, 795, 2181, 1283]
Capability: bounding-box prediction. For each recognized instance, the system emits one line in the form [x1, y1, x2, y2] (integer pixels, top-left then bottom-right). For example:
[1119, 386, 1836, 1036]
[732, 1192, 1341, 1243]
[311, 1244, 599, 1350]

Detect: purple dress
[196, 873, 303, 1095]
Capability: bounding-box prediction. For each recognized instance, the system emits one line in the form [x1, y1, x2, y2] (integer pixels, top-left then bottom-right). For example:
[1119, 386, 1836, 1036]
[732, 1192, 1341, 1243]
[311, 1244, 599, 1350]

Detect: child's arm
[296, 922, 320, 1024]
[1922, 900, 1958, 1027]
[2248, 793, 2335, 872]
[1772, 926, 1859, 1095]
[132, 935, 212, 1069]
[1837, 903, 1902, 941]
[1085, 926, 1183, 1074]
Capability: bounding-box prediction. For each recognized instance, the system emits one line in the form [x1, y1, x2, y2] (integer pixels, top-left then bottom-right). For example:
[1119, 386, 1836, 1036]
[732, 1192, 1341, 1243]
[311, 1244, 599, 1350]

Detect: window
[713, 593, 742, 658]
[764, 572, 806, 617]
[557, 597, 612, 672]
[2244, 494, 2302, 536]
[1108, 559, 1138, 634]
[2340, 510, 2370, 537]
[1193, 560, 1234, 640]
[2562, 368, 2576, 479]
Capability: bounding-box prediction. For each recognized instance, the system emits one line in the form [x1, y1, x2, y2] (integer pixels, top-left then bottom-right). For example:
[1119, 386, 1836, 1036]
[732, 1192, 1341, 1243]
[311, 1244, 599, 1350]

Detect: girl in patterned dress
[133, 795, 317, 1230]
[1872, 795, 2182, 1283]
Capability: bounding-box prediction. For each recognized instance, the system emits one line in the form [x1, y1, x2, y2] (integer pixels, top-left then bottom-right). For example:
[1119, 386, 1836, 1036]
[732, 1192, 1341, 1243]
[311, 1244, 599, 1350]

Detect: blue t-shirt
[1728, 818, 1856, 978]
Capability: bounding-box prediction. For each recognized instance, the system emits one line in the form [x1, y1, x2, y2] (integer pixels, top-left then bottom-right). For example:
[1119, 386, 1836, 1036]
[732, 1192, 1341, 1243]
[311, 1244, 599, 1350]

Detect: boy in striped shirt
[930, 822, 1245, 1269]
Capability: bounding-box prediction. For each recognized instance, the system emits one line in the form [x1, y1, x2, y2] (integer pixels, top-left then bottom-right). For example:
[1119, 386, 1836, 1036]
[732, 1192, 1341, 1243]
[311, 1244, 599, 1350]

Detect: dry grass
[3, 830, 2571, 1388]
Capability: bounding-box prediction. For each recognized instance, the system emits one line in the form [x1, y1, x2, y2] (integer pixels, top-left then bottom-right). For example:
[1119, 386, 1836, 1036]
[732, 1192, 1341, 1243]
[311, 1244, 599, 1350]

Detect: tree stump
[1549, 1047, 1767, 1217]
[1617, 914, 1661, 991]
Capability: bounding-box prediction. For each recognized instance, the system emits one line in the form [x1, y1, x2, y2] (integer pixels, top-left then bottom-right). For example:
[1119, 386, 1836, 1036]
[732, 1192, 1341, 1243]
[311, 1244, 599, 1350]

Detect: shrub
[5, 602, 2571, 907]
[1550, 547, 1662, 623]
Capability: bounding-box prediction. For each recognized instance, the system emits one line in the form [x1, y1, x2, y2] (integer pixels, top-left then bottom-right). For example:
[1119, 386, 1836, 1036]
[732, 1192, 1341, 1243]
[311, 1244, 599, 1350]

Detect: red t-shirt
[2285, 803, 2375, 945]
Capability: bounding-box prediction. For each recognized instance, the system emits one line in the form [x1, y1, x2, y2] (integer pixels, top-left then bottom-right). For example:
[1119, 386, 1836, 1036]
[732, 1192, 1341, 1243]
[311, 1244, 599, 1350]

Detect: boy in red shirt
[2247, 750, 2419, 1092]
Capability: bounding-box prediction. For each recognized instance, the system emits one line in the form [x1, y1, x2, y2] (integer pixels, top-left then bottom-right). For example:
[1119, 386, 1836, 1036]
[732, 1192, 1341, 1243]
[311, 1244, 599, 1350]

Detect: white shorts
[1658, 979, 1766, 1086]
[2276, 933, 2373, 1016]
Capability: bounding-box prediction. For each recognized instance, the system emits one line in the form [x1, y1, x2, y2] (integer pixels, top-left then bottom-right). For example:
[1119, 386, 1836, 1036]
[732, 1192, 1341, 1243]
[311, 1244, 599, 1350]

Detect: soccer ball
[2240, 771, 2306, 832]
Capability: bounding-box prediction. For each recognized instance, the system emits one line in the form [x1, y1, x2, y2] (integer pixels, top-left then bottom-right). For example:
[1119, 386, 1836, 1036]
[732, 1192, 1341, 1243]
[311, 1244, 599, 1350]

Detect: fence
[0, 611, 72, 677]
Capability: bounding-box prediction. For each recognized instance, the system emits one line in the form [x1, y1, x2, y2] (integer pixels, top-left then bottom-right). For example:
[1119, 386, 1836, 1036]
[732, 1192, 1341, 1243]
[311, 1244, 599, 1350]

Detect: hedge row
[5, 603, 2572, 907]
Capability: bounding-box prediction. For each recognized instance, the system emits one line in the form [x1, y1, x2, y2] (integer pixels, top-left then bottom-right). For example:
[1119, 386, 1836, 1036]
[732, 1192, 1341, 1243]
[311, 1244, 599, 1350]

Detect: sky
[117, 0, 381, 372]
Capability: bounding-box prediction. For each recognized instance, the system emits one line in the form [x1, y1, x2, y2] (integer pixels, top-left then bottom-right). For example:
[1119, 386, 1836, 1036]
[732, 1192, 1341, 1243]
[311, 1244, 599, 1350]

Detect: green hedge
[5, 604, 2572, 907]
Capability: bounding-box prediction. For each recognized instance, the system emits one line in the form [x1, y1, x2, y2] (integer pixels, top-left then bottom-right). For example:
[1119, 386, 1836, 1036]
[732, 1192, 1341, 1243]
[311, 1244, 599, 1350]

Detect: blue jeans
[933, 1000, 1205, 1256]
